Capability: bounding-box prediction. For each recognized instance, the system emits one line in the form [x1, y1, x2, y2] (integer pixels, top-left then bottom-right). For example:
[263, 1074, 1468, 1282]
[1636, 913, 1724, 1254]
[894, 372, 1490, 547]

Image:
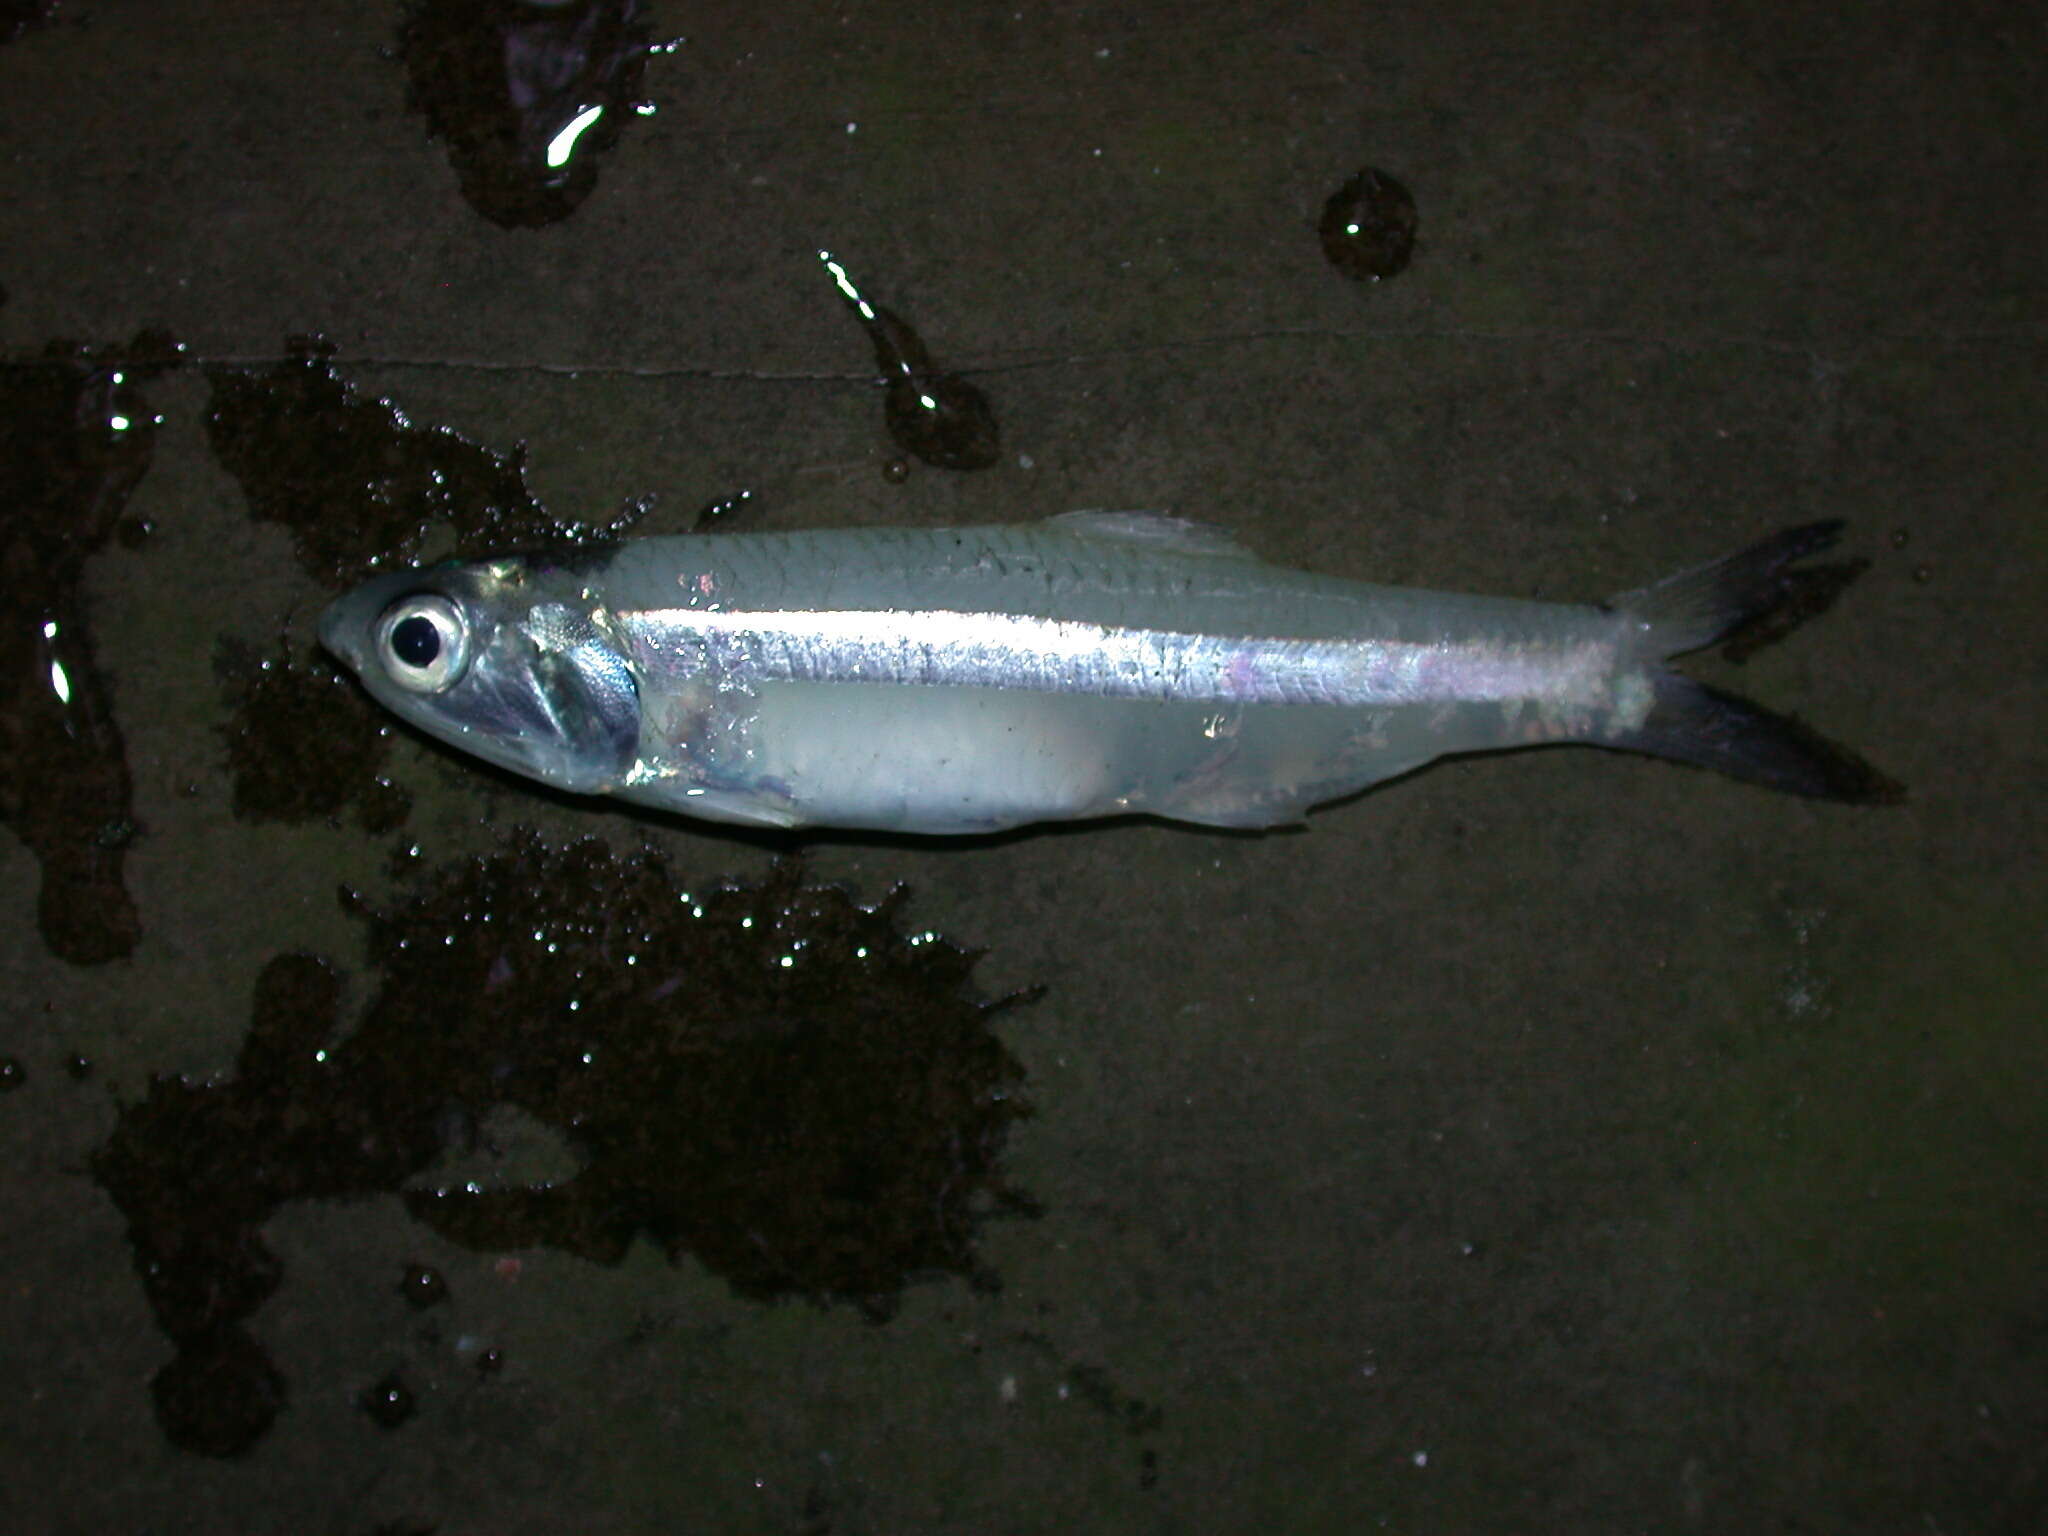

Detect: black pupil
[391, 614, 442, 669]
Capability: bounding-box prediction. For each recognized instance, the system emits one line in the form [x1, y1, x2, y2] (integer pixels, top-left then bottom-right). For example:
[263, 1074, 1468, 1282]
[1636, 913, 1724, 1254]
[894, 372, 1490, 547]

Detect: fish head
[320, 557, 641, 797]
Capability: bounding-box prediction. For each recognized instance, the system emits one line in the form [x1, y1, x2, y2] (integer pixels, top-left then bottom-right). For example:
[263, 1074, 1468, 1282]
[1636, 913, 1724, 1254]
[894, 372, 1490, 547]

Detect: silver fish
[318, 512, 1898, 833]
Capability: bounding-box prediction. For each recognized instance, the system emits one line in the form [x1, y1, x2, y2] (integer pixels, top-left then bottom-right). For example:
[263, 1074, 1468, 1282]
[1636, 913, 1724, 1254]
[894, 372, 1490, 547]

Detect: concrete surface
[2, 1, 2043, 1531]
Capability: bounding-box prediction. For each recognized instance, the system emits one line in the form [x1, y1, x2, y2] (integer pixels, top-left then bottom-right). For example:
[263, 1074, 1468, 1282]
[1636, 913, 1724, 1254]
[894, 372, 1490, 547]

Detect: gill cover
[325, 560, 641, 797]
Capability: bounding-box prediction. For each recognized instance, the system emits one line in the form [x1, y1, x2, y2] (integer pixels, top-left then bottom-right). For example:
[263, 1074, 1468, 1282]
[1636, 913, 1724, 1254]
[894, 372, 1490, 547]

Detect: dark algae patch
[1319, 166, 1418, 282]
[397, 0, 656, 228]
[92, 834, 1038, 1456]
[0, 331, 183, 963]
[204, 334, 644, 587]
[820, 251, 1002, 472]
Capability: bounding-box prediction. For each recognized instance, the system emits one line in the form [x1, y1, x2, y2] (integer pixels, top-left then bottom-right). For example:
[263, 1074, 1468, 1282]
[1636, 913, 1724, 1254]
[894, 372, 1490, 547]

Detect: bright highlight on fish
[319, 512, 1898, 834]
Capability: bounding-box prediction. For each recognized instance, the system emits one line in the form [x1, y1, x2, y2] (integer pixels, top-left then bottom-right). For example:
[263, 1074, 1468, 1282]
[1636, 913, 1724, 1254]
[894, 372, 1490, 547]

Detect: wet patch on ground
[820, 250, 1002, 472]
[1, 0, 60, 46]
[1319, 166, 1418, 282]
[92, 832, 1039, 1456]
[204, 333, 645, 587]
[396, 0, 659, 228]
[0, 331, 183, 963]
[214, 638, 412, 831]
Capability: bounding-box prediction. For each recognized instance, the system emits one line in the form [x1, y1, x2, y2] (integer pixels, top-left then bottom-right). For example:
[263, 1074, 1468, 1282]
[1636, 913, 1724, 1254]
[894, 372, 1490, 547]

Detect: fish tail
[1617, 672, 1904, 802]
[1604, 523, 1904, 803]
[1609, 520, 1853, 657]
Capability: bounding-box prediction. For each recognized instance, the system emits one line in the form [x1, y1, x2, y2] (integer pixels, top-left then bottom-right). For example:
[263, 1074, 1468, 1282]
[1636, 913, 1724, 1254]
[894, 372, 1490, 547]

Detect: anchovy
[318, 512, 1898, 833]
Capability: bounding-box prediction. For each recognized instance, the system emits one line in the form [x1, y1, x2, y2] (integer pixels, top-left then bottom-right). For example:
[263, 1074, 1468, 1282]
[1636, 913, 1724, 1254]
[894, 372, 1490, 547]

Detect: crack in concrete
[156, 321, 2046, 385]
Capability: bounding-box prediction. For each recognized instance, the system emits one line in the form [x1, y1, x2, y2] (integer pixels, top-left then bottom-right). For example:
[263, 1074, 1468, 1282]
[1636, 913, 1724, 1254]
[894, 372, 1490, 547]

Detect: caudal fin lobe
[1608, 524, 1904, 803]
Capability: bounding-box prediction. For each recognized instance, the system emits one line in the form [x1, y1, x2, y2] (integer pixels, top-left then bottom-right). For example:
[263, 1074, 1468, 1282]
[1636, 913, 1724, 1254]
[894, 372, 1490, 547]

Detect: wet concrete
[1, 2, 2044, 1532]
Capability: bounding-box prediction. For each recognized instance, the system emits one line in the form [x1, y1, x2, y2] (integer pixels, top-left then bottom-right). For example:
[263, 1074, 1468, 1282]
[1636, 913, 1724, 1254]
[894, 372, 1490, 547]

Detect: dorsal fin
[1045, 510, 1262, 560]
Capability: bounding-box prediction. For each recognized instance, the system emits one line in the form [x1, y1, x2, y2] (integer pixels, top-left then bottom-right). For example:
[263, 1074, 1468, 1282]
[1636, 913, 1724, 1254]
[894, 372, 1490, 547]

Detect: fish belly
[624, 676, 1520, 834]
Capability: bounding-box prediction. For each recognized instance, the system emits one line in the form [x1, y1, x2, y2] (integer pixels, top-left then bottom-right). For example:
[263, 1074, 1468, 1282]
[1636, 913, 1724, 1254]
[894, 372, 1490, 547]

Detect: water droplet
[1319, 166, 1418, 281]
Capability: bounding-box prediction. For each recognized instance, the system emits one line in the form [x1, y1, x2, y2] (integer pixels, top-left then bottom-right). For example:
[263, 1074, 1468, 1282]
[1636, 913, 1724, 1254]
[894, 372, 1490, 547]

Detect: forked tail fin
[1605, 523, 1904, 803]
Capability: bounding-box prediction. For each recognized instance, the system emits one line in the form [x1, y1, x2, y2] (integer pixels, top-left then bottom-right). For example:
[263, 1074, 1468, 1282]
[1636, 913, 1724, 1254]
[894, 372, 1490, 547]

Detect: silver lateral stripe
[629, 608, 1602, 707]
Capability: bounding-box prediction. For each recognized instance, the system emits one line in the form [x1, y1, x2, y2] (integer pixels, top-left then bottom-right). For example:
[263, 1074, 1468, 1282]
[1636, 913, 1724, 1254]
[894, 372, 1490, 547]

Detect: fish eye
[374, 594, 471, 694]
